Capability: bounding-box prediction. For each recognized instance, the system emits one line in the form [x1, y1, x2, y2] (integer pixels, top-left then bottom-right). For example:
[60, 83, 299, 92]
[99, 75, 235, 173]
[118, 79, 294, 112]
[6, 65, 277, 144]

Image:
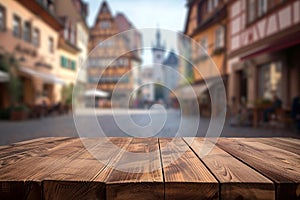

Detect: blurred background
[0, 0, 299, 145]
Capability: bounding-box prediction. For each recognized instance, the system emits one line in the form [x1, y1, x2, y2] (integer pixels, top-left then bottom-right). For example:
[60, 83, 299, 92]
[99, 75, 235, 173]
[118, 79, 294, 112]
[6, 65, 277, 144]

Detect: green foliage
[0, 105, 30, 119]
[61, 83, 74, 105]
[0, 49, 22, 105]
[154, 83, 165, 101]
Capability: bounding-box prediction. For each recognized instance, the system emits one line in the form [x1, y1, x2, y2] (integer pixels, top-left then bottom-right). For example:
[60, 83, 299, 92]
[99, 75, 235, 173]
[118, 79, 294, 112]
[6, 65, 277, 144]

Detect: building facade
[88, 1, 142, 108]
[0, 0, 64, 108]
[54, 0, 89, 104]
[181, 0, 228, 116]
[227, 0, 300, 110]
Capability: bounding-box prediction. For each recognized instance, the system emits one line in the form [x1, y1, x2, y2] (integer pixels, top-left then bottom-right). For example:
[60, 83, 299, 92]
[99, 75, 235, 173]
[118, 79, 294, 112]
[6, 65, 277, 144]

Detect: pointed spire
[100, 0, 109, 13]
[156, 28, 161, 47]
[94, 0, 113, 26]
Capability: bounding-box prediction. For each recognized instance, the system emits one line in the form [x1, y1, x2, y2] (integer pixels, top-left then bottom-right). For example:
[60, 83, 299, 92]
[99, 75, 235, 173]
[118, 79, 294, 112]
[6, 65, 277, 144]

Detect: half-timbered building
[227, 0, 300, 111]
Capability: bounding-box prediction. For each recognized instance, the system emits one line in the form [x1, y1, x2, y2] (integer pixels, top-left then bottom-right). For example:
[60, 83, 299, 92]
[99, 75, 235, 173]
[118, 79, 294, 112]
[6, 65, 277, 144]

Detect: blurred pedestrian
[263, 92, 282, 122]
[291, 95, 300, 132]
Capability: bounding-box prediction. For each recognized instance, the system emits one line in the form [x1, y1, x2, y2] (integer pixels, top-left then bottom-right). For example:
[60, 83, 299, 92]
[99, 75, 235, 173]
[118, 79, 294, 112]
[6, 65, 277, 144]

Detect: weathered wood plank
[244, 138, 300, 155]
[0, 138, 86, 199]
[42, 137, 132, 200]
[102, 138, 164, 200]
[0, 138, 78, 169]
[216, 138, 300, 200]
[274, 137, 300, 145]
[0, 137, 74, 160]
[184, 137, 275, 200]
[159, 138, 218, 200]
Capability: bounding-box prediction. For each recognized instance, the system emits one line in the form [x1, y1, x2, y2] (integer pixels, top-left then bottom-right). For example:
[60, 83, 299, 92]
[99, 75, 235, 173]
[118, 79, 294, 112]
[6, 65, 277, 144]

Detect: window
[259, 61, 282, 100]
[215, 26, 224, 49]
[207, 0, 213, 13]
[247, 0, 268, 24]
[70, 24, 75, 45]
[64, 25, 69, 40]
[0, 5, 6, 31]
[32, 28, 40, 47]
[100, 21, 111, 29]
[197, 3, 202, 24]
[248, 0, 256, 23]
[48, 37, 54, 53]
[61, 56, 67, 67]
[213, 0, 219, 8]
[71, 61, 76, 70]
[200, 37, 208, 57]
[13, 15, 21, 38]
[258, 0, 268, 17]
[61, 56, 76, 70]
[23, 21, 31, 42]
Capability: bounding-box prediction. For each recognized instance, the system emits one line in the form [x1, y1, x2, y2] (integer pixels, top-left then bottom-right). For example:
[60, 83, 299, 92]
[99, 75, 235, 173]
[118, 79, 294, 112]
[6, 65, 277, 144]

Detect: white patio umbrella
[84, 89, 109, 97]
[0, 70, 9, 82]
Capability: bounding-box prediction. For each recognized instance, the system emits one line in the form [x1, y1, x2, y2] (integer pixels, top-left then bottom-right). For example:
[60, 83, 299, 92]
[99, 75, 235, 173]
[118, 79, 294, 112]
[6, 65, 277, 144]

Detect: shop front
[19, 66, 65, 106]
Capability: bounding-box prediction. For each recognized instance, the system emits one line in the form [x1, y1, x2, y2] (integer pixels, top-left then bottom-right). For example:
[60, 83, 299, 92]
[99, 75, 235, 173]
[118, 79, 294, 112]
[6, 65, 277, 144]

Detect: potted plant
[0, 48, 27, 120]
[10, 105, 30, 121]
[61, 83, 74, 113]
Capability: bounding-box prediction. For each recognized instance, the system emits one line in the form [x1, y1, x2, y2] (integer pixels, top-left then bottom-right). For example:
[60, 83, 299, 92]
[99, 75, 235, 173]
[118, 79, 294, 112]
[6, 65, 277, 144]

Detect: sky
[83, 0, 188, 65]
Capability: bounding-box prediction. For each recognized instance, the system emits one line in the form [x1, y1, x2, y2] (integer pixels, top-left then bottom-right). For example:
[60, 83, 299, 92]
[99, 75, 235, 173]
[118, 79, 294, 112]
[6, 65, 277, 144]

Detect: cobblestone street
[0, 109, 299, 145]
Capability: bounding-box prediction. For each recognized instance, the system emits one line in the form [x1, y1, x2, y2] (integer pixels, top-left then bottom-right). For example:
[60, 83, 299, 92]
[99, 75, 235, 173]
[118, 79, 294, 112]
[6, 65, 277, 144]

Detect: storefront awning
[0, 70, 9, 82]
[19, 67, 65, 85]
[241, 34, 300, 61]
[174, 80, 218, 100]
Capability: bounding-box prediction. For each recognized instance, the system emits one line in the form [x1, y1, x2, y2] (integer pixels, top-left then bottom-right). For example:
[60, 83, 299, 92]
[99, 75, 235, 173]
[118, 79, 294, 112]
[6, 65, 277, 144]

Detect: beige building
[54, 0, 89, 103]
[0, 0, 64, 108]
[54, 0, 89, 84]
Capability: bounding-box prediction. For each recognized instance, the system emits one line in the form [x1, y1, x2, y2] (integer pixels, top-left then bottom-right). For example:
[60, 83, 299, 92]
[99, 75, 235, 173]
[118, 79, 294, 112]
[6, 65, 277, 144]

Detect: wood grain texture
[0, 137, 75, 161]
[0, 137, 78, 200]
[244, 137, 300, 155]
[0, 138, 104, 199]
[42, 138, 132, 200]
[216, 138, 300, 200]
[103, 138, 164, 200]
[0, 137, 299, 200]
[184, 137, 275, 200]
[159, 138, 218, 200]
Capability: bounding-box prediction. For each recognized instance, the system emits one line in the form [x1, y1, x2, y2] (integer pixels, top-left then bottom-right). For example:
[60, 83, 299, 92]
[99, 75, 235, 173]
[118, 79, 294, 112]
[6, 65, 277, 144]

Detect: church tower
[152, 28, 165, 83]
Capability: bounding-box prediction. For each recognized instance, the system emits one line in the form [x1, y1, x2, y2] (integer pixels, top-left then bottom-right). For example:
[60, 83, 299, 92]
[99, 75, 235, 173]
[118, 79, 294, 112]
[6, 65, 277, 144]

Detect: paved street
[0, 109, 299, 145]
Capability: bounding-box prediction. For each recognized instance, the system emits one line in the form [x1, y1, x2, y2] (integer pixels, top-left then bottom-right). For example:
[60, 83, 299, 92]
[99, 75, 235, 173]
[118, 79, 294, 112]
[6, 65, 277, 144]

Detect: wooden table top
[0, 137, 299, 200]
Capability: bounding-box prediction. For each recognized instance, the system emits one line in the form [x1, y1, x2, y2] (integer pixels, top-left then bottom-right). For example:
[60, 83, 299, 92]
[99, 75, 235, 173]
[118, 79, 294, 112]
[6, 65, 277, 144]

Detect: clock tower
[152, 28, 165, 83]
